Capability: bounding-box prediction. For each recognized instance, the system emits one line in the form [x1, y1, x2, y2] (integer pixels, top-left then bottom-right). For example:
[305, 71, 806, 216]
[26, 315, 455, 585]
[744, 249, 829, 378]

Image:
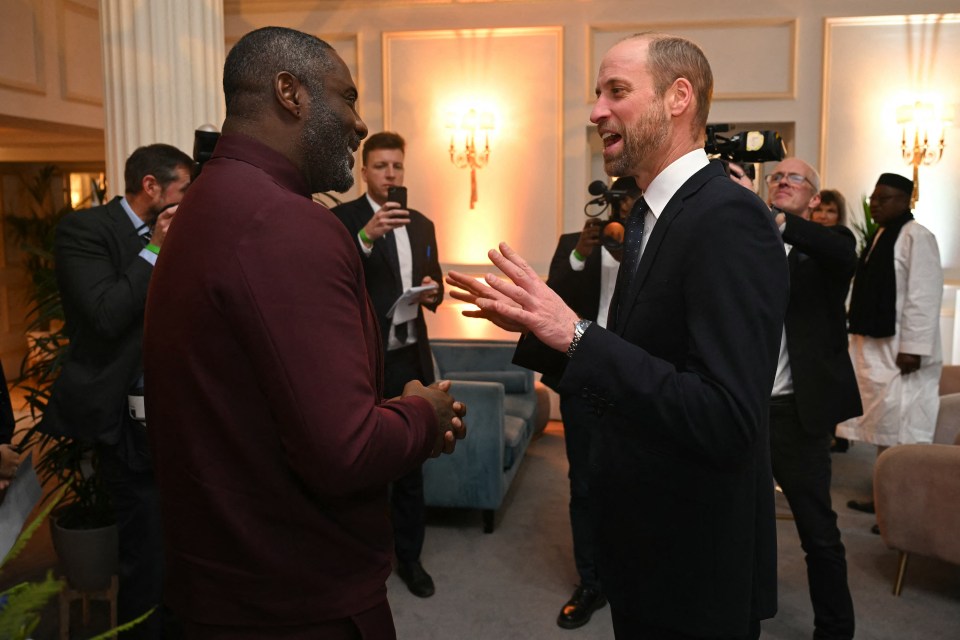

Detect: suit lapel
[106, 197, 144, 265]
[613, 162, 719, 333]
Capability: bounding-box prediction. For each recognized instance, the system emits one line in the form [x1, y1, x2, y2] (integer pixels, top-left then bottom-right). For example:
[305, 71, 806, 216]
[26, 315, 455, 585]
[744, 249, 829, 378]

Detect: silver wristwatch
[566, 319, 593, 359]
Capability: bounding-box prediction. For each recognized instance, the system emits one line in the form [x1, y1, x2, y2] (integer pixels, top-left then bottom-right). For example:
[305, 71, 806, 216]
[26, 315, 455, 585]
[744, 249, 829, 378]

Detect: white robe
[836, 220, 943, 446]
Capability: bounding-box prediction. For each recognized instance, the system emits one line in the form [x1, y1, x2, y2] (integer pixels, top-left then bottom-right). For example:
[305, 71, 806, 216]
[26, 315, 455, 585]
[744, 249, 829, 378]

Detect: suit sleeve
[420, 215, 444, 313]
[898, 225, 943, 356]
[558, 192, 789, 465]
[55, 212, 152, 340]
[782, 215, 857, 276]
[231, 204, 437, 496]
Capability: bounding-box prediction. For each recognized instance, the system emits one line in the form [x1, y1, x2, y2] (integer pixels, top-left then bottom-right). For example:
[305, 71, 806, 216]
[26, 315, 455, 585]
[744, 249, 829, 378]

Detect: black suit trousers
[559, 393, 599, 589]
[769, 395, 854, 640]
[97, 428, 175, 640]
[383, 344, 427, 564]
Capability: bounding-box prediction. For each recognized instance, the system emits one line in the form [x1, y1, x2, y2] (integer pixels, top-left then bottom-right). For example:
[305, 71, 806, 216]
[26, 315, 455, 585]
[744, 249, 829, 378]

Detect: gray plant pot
[50, 514, 119, 591]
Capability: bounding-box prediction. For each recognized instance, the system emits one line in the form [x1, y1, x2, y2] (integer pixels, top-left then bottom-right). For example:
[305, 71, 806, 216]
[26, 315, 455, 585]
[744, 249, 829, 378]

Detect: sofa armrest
[423, 380, 508, 510]
[875, 444, 960, 566]
[444, 370, 531, 393]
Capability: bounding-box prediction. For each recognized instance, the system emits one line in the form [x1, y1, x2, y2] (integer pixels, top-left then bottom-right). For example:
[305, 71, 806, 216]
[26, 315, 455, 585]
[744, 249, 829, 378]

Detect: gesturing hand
[447, 242, 580, 352]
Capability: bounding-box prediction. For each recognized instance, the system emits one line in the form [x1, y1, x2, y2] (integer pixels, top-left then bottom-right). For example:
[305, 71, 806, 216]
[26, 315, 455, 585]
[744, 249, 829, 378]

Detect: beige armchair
[874, 392, 960, 595]
[940, 364, 960, 395]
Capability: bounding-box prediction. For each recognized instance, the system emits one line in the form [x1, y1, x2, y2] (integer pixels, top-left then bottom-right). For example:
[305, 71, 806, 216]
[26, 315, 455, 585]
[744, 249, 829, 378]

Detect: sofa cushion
[444, 370, 531, 394]
[504, 394, 538, 430]
[503, 414, 528, 471]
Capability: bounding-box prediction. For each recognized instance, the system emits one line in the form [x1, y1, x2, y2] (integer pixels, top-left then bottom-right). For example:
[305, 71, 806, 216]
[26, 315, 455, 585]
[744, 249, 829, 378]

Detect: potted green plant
[851, 194, 880, 254]
[6, 166, 117, 591]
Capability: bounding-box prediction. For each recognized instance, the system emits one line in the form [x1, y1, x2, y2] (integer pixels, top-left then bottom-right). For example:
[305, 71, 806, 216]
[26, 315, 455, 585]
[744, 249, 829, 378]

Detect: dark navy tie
[618, 196, 649, 293]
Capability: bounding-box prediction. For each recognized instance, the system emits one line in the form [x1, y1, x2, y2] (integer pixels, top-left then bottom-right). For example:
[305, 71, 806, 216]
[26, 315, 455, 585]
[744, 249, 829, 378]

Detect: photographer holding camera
[43, 144, 193, 639]
[765, 157, 861, 640]
[544, 176, 639, 630]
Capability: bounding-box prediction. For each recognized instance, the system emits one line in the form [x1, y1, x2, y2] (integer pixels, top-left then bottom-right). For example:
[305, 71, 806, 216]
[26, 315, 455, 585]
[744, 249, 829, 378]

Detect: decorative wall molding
[587, 18, 797, 103]
[0, 0, 46, 95]
[58, 0, 103, 106]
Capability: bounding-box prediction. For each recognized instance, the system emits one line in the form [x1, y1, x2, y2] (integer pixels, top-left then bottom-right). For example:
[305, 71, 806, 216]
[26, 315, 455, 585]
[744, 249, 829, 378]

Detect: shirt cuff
[568, 250, 586, 271]
[358, 231, 373, 256]
[139, 248, 158, 266]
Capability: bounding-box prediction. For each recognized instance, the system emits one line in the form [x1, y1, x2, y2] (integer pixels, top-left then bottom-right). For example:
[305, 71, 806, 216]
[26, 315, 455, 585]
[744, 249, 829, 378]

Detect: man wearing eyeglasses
[838, 173, 943, 527]
[765, 158, 861, 640]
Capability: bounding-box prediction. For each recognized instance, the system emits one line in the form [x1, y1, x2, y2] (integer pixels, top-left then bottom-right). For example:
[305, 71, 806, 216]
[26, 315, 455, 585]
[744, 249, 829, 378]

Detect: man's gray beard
[301, 102, 357, 194]
[605, 103, 669, 178]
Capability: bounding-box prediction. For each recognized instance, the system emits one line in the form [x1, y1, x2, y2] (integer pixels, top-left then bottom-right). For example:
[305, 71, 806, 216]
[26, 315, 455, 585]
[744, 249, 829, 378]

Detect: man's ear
[142, 174, 160, 198]
[666, 77, 693, 117]
[275, 71, 303, 118]
[807, 191, 822, 213]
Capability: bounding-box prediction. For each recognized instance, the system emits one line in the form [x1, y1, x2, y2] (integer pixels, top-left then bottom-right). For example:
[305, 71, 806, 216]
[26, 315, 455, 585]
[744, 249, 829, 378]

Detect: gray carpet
[389, 423, 960, 639]
[5, 422, 958, 638]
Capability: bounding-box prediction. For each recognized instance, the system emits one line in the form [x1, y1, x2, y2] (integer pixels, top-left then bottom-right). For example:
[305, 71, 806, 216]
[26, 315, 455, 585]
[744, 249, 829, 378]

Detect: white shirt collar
[365, 192, 382, 213]
[641, 148, 709, 218]
[119, 196, 150, 235]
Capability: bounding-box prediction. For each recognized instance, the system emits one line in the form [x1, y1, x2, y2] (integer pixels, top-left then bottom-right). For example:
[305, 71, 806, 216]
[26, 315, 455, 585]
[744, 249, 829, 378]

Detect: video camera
[583, 178, 638, 252]
[192, 125, 221, 178]
[704, 124, 786, 164]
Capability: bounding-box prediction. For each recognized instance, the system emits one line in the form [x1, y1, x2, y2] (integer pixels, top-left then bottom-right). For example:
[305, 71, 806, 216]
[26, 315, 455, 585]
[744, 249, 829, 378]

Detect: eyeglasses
[765, 172, 814, 188]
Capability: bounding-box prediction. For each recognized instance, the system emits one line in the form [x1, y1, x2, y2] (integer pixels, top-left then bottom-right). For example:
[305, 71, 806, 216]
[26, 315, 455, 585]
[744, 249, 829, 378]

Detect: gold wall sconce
[897, 100, 953, 207]
[447, 108, 494, 209]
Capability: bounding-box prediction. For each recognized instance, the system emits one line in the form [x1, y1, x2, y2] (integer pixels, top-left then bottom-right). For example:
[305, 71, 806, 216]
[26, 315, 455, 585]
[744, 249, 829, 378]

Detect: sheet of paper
[0, 452, 42, 561]
[387, 283, 438, 325]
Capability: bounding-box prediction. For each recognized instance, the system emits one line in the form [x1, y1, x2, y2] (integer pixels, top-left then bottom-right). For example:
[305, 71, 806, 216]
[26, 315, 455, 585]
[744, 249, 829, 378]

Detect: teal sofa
[424, 339, 540, 532]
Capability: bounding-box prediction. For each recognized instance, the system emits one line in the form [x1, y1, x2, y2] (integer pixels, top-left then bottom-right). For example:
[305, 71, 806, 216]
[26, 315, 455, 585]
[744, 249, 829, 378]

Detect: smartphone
[387, 185, 407, 209]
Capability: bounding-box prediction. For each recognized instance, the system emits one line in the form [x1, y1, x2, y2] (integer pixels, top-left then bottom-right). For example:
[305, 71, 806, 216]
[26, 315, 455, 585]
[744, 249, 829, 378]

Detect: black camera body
[705, 124, 786, 164]
[584, 180, 632, 251]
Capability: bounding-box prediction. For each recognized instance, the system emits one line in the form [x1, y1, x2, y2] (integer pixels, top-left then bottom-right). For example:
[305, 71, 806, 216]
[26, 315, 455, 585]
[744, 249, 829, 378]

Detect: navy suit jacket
[781, 215, 862, 434]
[43, 197, 152, 445]
[516, 161, 788, 636]
[332, 196, 443, 385]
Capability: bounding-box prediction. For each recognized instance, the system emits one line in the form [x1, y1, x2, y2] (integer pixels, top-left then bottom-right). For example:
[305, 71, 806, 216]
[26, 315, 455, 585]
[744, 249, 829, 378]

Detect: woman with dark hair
[812, 189, 847, 227]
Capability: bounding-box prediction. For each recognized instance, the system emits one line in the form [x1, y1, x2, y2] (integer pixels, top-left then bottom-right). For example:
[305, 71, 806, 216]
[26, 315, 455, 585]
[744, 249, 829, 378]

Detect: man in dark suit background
[43, 143, 193, 638]
[765, 157, 860, 639]
[448, 33, 789, 639]
[545, 177, 638, 630]
[333, 132, 444, 598]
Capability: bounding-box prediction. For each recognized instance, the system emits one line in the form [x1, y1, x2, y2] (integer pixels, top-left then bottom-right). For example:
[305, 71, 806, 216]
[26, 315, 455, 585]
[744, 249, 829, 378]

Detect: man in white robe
[838, 172, 943, 520]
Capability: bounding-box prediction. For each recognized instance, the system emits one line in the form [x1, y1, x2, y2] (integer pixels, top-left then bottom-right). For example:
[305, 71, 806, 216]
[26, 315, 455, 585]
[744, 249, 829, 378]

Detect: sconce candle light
[897, 100, 953, 207]
[447, 108, 494, 209]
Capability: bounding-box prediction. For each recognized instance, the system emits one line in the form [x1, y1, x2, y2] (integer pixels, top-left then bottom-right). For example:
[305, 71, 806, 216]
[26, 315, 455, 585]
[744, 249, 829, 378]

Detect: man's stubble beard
[301, 101, 358, 194]
[605, 100, 670, 178]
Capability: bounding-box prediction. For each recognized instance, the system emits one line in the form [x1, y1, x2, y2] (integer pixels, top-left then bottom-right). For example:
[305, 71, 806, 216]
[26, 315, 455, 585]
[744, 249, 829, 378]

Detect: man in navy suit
[333, 132, 444, 598]
[44, 143, 193, 639]
[765, 157, 860, 639]
[448, 33, 788, 638]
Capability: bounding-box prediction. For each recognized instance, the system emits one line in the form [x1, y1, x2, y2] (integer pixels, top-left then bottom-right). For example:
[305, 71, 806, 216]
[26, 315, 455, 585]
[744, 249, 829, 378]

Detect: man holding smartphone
[333, 131, 444, 598]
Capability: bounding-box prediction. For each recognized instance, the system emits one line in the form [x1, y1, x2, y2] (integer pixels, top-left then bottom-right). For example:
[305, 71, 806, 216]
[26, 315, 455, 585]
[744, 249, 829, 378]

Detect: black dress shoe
[847, 499, 875, 514]
[397, 561, 435, 598]
[557, 585, 607, 630]
[871, 523, 881, 535]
